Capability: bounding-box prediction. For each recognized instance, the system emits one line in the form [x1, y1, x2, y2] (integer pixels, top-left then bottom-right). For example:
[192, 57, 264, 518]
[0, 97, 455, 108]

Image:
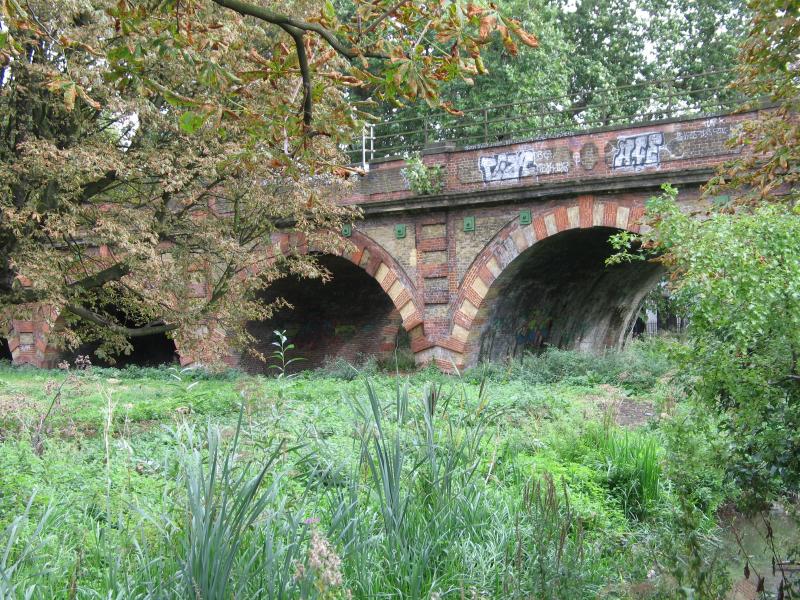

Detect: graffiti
[674, 125, 730, 142]
[611, 132, 664, 169]
[479, 148, 570, 183]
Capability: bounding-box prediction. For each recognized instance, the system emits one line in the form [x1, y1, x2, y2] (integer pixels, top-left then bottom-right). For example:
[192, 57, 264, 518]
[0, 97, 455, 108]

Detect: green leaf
[179, 111, 206, 134]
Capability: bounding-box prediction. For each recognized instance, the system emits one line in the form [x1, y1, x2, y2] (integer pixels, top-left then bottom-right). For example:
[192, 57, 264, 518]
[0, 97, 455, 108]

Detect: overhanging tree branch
[65, 304, 177, 337]
[67, 262, 131, 289]
[279, 24, 313, 126]
[210, 0, 390, 126]
[210, 0, 389, 62]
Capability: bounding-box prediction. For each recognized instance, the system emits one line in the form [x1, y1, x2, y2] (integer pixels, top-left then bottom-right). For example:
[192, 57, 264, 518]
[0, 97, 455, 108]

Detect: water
[719, 504, 799, 598]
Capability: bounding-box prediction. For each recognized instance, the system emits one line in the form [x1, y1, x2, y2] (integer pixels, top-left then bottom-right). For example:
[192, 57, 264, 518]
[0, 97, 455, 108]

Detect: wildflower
[75, 355, 92, 370]
[307, 529, 343, 588]
[295, 528, 345, 593]
[57, 361, 70, 370]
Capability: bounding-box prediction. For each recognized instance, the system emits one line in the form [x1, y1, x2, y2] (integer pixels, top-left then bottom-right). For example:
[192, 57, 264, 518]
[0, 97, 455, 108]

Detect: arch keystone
[544, 214, 558, 237]
[567, 206, 580, 229]
[592, 202, 606, 226]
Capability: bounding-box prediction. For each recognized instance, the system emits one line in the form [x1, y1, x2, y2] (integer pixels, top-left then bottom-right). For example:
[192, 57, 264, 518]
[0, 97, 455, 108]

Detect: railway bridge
[2, 101, 753, 371]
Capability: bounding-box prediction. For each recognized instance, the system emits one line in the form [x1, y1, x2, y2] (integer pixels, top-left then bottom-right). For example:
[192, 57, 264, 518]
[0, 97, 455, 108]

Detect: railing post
[370, 124, 375, 162]
[483, 108, 488, 144]
[361, 126, 367, 169]
[424, 120, 429, 147]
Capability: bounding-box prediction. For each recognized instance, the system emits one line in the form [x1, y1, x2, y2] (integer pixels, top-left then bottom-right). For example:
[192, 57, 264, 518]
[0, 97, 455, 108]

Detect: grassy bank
[0, 343, 740, 598]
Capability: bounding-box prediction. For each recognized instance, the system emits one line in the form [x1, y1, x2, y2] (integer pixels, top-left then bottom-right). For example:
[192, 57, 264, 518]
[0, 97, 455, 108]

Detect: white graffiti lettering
[674, 126, 730, 142]
[612, 132, 664, 169]
[479, 149, 569, 183]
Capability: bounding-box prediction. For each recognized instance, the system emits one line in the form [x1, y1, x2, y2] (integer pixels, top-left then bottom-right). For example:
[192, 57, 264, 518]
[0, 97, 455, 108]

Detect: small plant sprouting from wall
[401, 153, 445, 196]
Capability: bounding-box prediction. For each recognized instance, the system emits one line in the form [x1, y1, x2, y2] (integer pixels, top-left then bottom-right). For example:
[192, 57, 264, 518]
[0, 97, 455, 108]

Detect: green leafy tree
[0, 0, 537, 362]
[365, 0, 747, 155]
[608, 0, 800, 505]
[611, 187, 800, 502]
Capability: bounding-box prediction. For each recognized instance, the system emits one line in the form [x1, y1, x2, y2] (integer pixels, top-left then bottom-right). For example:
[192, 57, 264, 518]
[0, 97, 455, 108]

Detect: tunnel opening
[245, 254, 401, 373]
[470, 226, 664, 364]
[63, 307, 179, 368]
[0, 336, 12, 363]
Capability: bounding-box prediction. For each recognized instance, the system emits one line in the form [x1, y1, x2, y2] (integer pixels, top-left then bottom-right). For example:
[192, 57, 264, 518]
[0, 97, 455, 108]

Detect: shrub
[611, 187, 800, 505]
[490, 340, 675, 392]
[401, 153, 445, 196]
[315, 355, 378, 380]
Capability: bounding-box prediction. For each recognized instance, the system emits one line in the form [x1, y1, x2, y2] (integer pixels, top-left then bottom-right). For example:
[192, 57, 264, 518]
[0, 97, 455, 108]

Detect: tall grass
[468, 338, 676, 392]
[585, 419, 661, 520]
[0, 496, 57, 598]
[0, 376, 654, 598]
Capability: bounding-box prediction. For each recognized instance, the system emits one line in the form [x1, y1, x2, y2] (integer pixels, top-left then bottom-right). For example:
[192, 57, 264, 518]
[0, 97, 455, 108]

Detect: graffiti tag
[479, 149, 570, 183]
[674, 126, 730, 142]
[611, 132, 664, 169]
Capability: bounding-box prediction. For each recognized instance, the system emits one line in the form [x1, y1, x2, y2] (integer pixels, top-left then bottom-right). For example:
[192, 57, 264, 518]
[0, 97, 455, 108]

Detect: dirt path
[587, 384, 657, 427]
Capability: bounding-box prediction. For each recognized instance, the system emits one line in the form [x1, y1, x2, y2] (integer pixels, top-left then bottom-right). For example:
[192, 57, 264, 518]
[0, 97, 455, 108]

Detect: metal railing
[351, 69, 744, 164]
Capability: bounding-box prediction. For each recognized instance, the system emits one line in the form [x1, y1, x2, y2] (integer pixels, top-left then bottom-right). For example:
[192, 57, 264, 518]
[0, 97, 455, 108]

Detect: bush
[315, 355, 379, 380]
[612, 188, 800, 506]
[400, 153, 445, 196]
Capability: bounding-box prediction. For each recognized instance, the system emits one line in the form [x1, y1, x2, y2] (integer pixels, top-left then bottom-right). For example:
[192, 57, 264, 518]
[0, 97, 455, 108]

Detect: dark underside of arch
[63, 308, 178, 368]
[244, 255, 401, 373]
[0, 336, 12, 362]
[474, 226, 663, 363]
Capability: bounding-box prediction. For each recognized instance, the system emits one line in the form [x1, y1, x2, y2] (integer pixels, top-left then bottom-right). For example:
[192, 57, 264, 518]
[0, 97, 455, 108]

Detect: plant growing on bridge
[401, 153, 446, 196]
[0, 0, 538, 364]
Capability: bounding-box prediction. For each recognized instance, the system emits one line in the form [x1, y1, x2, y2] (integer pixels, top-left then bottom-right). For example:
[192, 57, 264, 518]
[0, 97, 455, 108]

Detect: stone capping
[358, 168, 717, 216]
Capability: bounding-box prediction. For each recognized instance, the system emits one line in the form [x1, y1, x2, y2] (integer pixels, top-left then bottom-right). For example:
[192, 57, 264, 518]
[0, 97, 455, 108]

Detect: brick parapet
[348, 111, 753, 204]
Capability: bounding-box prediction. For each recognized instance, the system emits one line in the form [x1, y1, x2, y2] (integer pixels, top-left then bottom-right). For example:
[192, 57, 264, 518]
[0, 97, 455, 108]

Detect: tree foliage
[612, 188, 800, 503]
[0, 0, 537, 362]
[368, 0, 747, 142]
[707, 0, 800, 207]
[609, 0, 800, 503]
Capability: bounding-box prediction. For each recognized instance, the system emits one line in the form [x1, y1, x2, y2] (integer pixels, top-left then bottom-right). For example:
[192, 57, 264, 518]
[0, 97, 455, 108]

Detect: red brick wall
[345, 112, 748, 204]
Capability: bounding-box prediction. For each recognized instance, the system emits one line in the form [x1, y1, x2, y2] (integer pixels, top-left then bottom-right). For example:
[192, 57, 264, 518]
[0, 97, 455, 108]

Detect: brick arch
[3, 230, 428, 369]
[444, 195, 646, 368]
[204, 228, 427, 369]
[262, 229, 425, 334]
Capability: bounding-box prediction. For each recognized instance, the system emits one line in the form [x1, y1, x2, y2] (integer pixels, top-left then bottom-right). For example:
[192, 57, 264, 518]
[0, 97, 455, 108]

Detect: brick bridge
[2, 110, 751, 371]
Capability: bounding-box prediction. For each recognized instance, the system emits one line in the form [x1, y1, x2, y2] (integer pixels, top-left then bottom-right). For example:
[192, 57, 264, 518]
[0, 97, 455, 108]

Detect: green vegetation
[0, 341, 749, 598]
[401, 154, 446, 196]
[612, 186, 800, 509]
